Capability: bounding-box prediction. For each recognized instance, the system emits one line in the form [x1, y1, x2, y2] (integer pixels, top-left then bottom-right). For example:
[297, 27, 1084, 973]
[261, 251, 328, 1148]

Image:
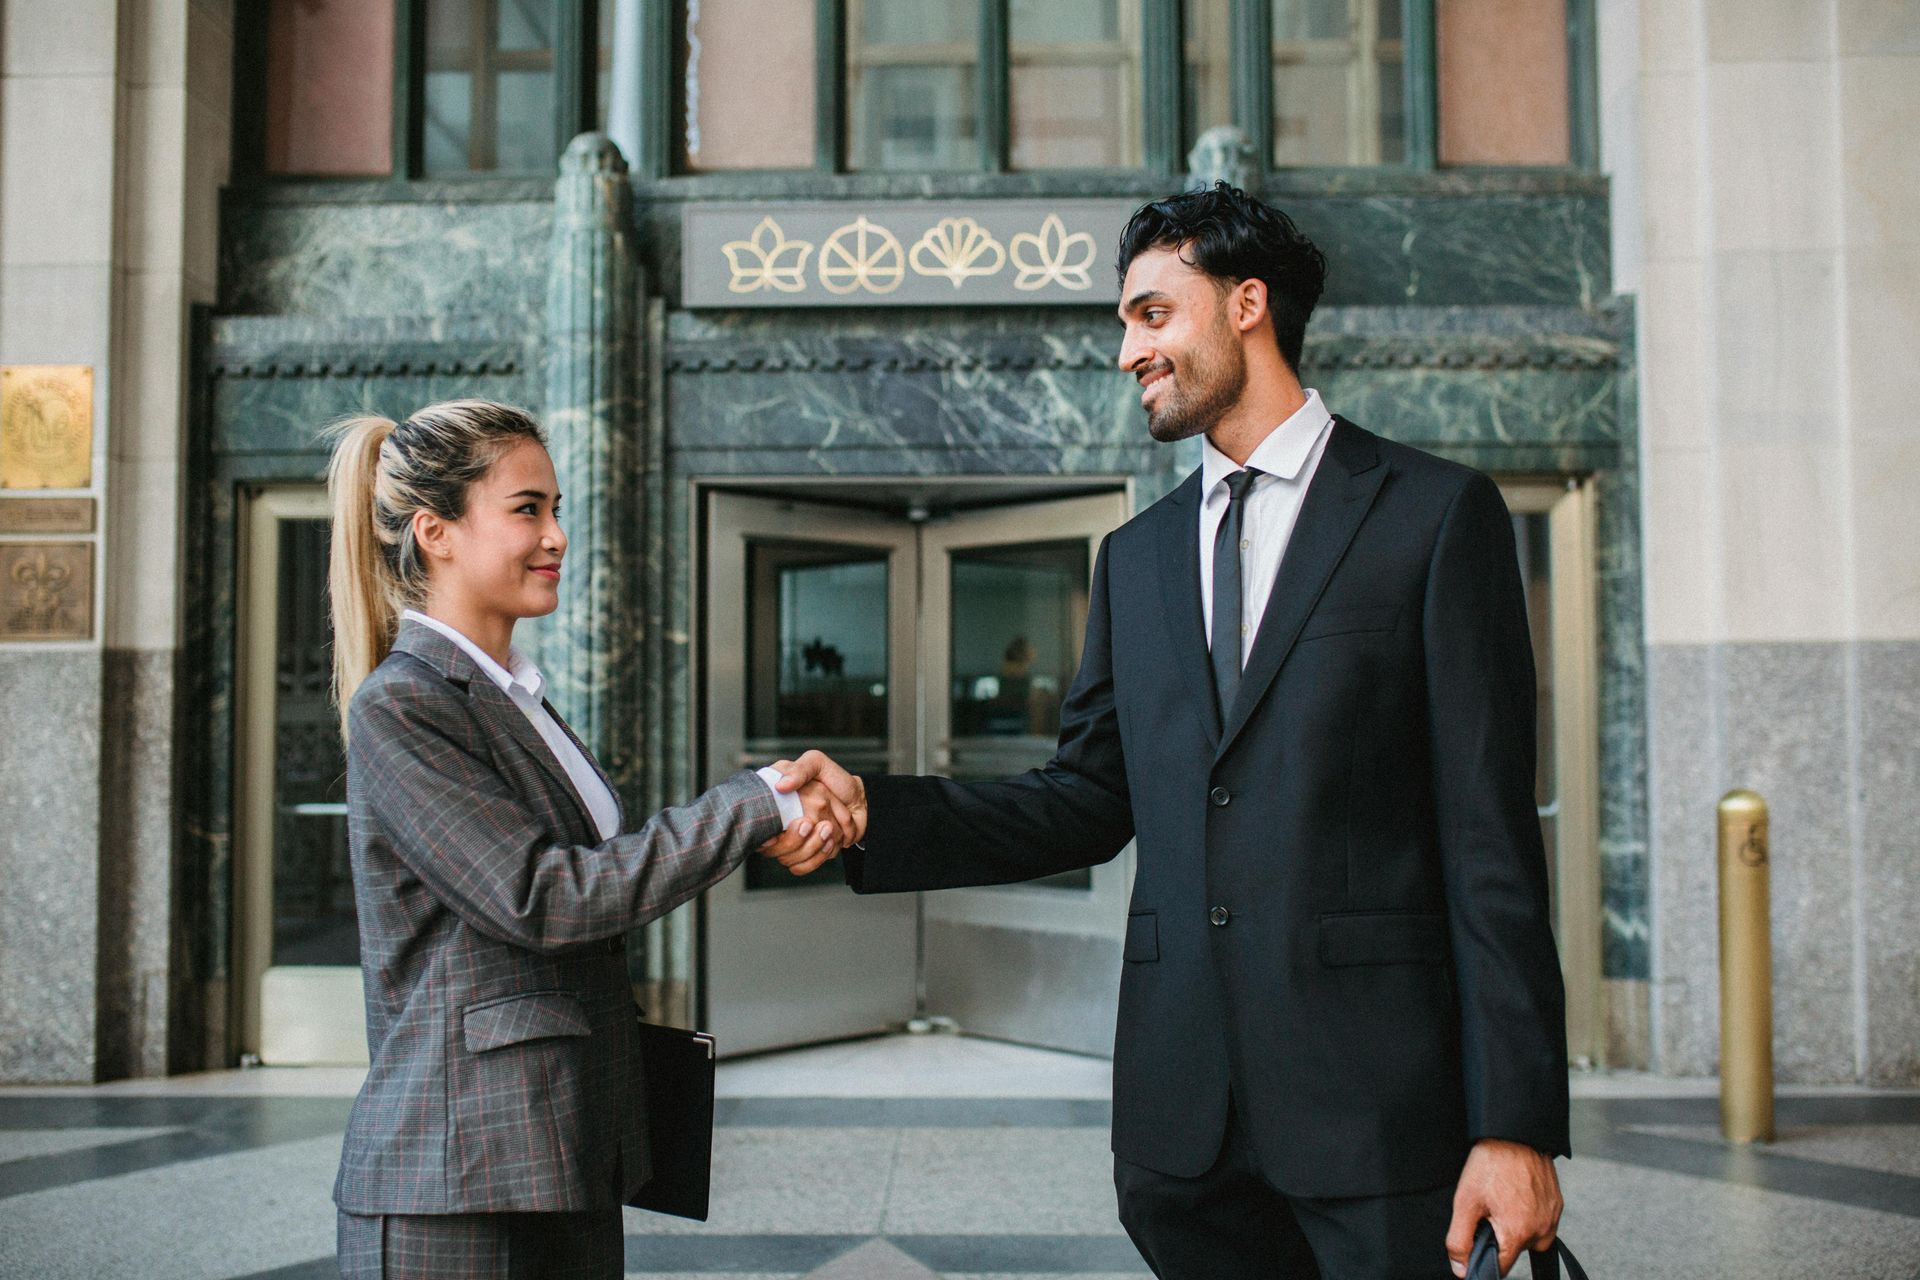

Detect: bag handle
[1467, 1220, 1590, 1280]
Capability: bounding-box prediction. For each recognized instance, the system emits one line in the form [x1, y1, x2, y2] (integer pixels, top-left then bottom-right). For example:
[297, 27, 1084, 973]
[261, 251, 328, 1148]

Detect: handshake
[755, 750, 869, 876]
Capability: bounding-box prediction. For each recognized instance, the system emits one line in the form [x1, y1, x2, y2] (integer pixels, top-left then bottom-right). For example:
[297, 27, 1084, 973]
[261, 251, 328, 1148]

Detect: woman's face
[424, 438, 568, 622]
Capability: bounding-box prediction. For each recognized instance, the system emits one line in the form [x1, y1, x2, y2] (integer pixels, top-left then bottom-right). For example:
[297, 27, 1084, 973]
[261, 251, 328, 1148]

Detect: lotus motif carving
[818, 216, 906, 295]
[1010, 214, 1098, 292]
[721, 216, 813, 294]
[909, 217, 1006, 288]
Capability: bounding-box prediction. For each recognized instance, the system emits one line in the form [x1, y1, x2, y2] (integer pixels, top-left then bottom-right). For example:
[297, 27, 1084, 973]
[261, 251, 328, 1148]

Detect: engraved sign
[0, 497, 95, 534]
[0, 541, 93, 641]
[684, 201, 1141, 308]
[1, 365, 93, 489]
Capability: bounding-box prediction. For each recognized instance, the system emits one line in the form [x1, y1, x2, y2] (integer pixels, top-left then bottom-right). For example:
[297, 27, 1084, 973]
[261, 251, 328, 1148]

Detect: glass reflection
[1009, 0, 1141, 169]
[745, 543, 892, 889]
[948, 540, 1091, 890]
[272, 520, 358, 966]
[847, 0, 980, 170]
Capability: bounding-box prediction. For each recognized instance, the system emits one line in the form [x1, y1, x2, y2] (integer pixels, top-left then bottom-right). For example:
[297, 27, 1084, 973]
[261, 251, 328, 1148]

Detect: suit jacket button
[1210, 906, 1231, 927]
[1209, 786, 1232, 807]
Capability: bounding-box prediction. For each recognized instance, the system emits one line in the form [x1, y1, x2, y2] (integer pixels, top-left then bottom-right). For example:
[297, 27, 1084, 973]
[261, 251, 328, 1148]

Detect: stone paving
[2, 1036, 1917, 1278]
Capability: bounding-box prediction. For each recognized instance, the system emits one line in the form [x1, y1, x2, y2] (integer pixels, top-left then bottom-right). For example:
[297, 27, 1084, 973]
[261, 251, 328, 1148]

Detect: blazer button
[1209, 786, 1232, 807]
[1210, 906, 1231, 927]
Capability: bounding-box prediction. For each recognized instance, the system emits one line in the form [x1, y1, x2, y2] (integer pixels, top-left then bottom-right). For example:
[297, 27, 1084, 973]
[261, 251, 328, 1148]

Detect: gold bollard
[1717, 789, 1774, 1143]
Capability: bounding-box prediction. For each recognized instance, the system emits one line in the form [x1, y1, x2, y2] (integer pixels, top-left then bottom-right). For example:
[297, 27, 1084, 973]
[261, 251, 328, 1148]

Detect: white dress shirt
[401, 610, 804, 838]
[1199, 388, 1336, 669]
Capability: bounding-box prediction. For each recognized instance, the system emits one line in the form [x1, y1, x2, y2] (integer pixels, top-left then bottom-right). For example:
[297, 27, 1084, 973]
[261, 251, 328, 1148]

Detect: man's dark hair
[1115, 182, 1328, 375]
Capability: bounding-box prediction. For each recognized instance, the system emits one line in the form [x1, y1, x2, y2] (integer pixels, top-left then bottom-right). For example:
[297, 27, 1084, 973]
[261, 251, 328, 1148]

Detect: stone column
[542, 133, 643, 799]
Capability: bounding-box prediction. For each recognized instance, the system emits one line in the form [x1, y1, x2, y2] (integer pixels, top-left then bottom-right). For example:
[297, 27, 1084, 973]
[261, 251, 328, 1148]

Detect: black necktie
[1210, 467, 1263, 718]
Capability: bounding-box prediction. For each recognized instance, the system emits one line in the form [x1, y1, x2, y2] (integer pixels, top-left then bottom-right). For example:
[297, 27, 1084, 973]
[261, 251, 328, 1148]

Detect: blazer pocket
[462, 991, 592, 1053]
[1124, 911, 1160, 963]
[1318, 911, 1447, 967]
[1297, 605, 1401, 643]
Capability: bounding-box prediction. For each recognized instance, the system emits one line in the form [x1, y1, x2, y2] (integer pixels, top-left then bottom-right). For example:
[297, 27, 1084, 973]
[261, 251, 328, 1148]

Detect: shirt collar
[1201, 388, 1333, 499]
[400, 608, 544, 701]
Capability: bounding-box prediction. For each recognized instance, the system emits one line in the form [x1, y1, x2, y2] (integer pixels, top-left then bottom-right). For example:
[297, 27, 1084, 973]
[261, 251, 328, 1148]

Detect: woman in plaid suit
[324, 401, 847, 1278]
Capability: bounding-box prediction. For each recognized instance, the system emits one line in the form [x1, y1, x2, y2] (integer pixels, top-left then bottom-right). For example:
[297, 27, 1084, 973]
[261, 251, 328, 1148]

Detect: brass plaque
[1, 365, 93, 489]
[0, 497, 95, 533]
[0, 541, 93, 641]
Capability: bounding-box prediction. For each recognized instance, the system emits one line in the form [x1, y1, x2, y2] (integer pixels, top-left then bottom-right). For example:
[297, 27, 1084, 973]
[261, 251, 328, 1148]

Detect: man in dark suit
[779, 184, 1568, 1278]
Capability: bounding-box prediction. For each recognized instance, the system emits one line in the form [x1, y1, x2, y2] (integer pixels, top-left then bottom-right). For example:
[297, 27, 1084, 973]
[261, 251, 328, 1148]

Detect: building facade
[0, 0, 1912, 1088]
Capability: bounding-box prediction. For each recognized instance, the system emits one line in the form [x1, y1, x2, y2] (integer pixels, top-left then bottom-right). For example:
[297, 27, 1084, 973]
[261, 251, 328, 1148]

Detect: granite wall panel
[0, 649, 104, 1082]
[1650, 639, 1919, 1084]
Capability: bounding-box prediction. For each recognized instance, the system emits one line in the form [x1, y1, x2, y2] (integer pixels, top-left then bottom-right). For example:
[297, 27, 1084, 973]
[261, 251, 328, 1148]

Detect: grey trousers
[336, 1206, 624, 1280]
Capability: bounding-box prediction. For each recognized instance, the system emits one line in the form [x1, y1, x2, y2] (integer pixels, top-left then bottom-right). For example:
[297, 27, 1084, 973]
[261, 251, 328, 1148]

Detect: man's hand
[772, 750, 868, 845]
[756, 788, 841, 876]
[1445, 1139, 1562, 1277]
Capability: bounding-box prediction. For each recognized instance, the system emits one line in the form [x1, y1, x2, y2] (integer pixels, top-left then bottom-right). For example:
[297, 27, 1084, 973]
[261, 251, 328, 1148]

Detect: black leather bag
[1468, 1220, 1590, 1280]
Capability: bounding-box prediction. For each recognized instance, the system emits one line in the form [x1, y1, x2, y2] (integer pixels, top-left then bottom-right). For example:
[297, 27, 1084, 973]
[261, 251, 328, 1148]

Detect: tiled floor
[2, 1034, 1918, 1279]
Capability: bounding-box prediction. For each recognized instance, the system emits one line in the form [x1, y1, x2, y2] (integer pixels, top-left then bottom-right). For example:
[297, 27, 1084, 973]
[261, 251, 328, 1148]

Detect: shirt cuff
[756, 765, 805, 826]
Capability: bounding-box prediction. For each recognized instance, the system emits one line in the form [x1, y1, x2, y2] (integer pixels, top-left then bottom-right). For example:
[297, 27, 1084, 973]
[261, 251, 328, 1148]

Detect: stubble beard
[1144, 329, 1248, 444]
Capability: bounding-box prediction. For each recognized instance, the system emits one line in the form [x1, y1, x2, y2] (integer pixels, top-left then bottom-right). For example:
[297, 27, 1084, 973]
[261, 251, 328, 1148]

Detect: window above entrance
[240, 0, 1594, 183]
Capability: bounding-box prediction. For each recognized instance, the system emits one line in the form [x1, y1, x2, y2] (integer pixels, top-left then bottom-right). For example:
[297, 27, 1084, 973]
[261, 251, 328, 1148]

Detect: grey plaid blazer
[332, 619, 781, 1215]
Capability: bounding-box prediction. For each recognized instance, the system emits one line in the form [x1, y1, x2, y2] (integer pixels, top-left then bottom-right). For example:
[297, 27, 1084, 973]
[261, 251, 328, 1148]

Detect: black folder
[625, 1020, 718, 1221]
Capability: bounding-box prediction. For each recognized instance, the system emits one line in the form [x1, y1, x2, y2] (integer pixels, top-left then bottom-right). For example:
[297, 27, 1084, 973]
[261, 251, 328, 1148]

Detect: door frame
[233, 484, 368, 1065]
[1498, 475, 1604, 1070]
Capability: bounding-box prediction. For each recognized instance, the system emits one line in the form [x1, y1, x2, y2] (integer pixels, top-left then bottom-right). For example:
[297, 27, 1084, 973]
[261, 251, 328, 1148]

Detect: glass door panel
[917, 492, 1132, 1055]
[702, 494, 920, 1056]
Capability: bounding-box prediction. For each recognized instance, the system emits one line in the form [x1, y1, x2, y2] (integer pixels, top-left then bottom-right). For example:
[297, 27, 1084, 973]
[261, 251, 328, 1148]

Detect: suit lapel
[464, 680, 600, 843]
[1154, 467, 1223, 748]
[1216, 418, 1388, 762]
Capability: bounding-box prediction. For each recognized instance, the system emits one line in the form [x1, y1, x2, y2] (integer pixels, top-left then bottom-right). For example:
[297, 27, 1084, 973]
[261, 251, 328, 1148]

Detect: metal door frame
[233, 485, 368, 1065]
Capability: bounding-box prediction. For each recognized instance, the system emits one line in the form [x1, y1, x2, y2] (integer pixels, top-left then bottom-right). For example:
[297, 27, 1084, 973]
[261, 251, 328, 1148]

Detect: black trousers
[1113, 1101, 1457, 1280]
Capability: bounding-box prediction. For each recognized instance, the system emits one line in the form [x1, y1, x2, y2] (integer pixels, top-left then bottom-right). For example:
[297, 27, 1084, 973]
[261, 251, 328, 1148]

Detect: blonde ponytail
[326, 415, 405, 740]
[322, 400, 549, 742]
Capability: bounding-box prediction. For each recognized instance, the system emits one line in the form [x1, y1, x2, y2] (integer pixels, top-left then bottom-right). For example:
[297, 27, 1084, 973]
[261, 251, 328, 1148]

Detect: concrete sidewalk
[2, 1035, 1916, 1278]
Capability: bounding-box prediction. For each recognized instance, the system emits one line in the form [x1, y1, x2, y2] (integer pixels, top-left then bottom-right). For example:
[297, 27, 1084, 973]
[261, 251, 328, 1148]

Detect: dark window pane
[424, 0, 560, 174]
[847, 0, 979, 171]
[264, 0, 395, 176]
[683, 0, 816, 170]
[1272, 0, 1404, 166]
[272, 521, 357, 966]
[1184, 0, 1232, 151]
[1009, 0, 1141, 169]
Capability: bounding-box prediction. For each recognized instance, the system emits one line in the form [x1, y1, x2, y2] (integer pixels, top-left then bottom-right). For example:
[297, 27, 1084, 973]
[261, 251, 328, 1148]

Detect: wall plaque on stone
[1, 365, 93, 489]
[682, 201, 1142, 308]
[0, 541, 93, 641]
[0, 497, 95, 534]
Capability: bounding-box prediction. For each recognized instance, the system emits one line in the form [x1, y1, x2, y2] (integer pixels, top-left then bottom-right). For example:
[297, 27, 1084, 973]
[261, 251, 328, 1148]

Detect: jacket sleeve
[843, 534, 1134, 893]
[349, 673, 782, 955]
[1422, 472, 1571, 1157]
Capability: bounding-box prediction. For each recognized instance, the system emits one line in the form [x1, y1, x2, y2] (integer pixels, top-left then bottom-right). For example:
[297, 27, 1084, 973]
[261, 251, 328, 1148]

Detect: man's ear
[1232, 277, 1269, 335]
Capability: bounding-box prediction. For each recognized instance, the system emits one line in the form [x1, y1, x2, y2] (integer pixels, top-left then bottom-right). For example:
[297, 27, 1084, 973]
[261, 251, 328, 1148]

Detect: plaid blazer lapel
[390, 619, 599, 844]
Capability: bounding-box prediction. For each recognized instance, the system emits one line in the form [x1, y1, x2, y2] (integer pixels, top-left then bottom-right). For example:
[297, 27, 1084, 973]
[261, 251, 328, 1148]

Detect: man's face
[1116, 245, 1247, 443]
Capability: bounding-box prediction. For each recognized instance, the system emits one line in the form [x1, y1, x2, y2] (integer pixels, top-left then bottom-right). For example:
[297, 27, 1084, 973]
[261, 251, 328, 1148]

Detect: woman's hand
[756, 779, 850, 875]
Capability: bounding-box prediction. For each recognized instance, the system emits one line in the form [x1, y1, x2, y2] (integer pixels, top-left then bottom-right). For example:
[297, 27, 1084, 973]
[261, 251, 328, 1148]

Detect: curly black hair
[1115, 182, 1328, 375]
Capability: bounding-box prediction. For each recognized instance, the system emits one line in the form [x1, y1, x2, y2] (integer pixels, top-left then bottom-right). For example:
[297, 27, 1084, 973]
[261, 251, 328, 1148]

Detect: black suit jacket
[845, 418, 1570, 1197]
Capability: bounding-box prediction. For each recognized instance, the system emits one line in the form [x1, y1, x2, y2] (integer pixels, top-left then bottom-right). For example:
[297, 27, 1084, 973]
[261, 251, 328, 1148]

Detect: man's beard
[1143, 334, 1247, 443]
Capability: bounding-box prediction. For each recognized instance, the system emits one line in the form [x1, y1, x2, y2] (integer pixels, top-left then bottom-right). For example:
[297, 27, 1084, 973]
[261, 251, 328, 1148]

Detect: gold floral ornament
[909, 217, 1006, 288]
[721, 216, 813, 294]
[1010, 214, 1098, 292]
[819, 216, 906, 295]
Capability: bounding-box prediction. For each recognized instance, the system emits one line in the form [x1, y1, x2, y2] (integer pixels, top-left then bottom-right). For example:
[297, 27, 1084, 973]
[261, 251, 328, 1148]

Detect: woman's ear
[412, 508, 453, 561]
